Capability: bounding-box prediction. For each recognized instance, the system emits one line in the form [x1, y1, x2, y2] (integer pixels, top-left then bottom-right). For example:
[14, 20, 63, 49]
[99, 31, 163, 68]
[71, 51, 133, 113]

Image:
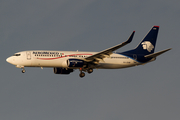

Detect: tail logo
[141, 41, 154, 52]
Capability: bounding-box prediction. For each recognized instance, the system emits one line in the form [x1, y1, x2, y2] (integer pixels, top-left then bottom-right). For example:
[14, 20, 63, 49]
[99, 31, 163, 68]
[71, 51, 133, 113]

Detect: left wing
[84, 31, 135, 62]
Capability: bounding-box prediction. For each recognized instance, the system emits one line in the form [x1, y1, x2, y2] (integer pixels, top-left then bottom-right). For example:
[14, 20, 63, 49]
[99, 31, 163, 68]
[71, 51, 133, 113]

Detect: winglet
[126, 31, 135, 43]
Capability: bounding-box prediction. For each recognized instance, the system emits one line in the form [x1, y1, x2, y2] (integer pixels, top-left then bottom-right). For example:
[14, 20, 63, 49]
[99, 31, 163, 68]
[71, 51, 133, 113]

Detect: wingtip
[164, 48, 172, 52]
[126, 31, 135, 43]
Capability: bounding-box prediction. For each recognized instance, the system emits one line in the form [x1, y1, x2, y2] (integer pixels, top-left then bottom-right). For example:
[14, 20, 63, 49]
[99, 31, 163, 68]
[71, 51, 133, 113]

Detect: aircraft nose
[6, 57, 10, 63]
[6, 57, 13, 64]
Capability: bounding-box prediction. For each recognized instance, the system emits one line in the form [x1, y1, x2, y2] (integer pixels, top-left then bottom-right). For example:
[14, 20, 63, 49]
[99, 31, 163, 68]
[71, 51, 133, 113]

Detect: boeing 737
[6, 26, 171, 78]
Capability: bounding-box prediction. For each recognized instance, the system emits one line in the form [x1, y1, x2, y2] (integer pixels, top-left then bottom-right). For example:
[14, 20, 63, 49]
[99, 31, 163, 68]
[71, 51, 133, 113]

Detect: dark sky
[1, 0, 179, 120]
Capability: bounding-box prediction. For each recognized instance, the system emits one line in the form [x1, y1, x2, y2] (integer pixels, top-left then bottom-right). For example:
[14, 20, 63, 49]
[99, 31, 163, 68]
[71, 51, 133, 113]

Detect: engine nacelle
[53, 68, 73, 74]
[62, 59, 85, 68]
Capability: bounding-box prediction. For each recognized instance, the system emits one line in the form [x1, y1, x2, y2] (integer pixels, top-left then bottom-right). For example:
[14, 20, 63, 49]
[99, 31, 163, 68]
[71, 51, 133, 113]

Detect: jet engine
[62, 59, 85, 68]
[53, 68, 73, 74]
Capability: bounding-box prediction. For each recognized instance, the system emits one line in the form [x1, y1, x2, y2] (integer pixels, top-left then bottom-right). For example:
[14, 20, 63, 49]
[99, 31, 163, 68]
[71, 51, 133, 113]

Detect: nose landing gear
[16, 65, 26, 73]
[22, 69, 26, 73]
[21, 67, 25, 73]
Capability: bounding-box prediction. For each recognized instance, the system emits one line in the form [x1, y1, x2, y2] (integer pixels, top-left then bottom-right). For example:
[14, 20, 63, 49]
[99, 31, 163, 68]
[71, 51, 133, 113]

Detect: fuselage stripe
[36, 53, 93, 60]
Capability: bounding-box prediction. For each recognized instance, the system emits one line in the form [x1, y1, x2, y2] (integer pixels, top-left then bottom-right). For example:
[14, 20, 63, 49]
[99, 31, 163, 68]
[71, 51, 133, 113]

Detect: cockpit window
[13, 54, 21, 56]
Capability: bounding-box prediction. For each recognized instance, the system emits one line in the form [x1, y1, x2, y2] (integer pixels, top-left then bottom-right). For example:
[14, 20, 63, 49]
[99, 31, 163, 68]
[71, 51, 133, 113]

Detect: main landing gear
[87, 68, 93, 73]
[79, 68, 93, 78]
[79, 72, 85, 78]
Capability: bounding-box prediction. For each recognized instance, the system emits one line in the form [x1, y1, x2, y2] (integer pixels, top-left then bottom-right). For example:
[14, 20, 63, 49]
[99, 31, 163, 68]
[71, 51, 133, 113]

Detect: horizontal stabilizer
[144, 48, 172, 58]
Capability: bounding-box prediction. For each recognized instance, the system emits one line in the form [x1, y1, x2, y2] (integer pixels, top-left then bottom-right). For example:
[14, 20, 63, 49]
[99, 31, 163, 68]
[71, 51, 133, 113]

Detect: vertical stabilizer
[121, 26, 159, 56]
[134, 26, 159, 55]
[119, 26, 160, 62]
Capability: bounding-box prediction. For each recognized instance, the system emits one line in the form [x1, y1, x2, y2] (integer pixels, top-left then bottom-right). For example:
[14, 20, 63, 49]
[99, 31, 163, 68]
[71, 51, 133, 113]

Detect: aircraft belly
[97, 59, 138, 69]
[97, 63, 124, 69]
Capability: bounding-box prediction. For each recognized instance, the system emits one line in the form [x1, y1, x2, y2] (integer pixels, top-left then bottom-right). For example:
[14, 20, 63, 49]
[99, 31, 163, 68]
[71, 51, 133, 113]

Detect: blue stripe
[118, 54, 143, 63]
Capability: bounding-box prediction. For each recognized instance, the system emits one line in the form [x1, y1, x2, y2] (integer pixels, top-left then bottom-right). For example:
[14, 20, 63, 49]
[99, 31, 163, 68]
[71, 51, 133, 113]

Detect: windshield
[13, 54, 21, 56]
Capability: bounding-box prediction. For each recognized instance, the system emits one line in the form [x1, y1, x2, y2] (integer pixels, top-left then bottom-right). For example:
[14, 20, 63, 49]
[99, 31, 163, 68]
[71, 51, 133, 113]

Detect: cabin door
[26, 52, 31, 60]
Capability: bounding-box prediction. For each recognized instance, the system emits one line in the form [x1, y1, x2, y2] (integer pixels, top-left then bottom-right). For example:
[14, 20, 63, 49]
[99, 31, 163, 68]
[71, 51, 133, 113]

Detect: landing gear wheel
[79, 72, 85, 78]
[22, 69, 26, 73]
[87, 68, 93, 74]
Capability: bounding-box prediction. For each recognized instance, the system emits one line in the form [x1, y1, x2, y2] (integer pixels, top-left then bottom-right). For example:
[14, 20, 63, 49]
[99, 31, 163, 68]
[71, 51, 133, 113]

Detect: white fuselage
[6, 50, 140, 69]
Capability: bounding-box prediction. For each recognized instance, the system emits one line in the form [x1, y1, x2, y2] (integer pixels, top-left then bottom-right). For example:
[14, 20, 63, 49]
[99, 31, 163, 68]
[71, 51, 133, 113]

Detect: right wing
[84, 31, 135, 62]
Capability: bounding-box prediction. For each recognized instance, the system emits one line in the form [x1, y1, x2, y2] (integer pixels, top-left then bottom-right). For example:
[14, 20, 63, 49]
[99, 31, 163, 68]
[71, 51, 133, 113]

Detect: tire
[87, 68, 93, 73]
[22, 70, 25, 73]
[79, 72, 85, 78]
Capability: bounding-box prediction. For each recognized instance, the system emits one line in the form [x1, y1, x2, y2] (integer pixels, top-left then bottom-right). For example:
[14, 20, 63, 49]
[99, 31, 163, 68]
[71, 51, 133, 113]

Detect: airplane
[6, 26, 171, 78]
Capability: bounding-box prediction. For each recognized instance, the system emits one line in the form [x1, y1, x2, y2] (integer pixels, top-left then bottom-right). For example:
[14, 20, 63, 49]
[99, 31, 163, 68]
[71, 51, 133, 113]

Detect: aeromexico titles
[6, 26, 171, 78]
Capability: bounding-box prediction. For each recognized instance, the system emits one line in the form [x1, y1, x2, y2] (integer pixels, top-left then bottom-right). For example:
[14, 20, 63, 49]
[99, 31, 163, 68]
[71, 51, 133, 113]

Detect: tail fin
[133, 26, 159, 55]
[119, 26, 171, 63]
[121, 26, 159, 56]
